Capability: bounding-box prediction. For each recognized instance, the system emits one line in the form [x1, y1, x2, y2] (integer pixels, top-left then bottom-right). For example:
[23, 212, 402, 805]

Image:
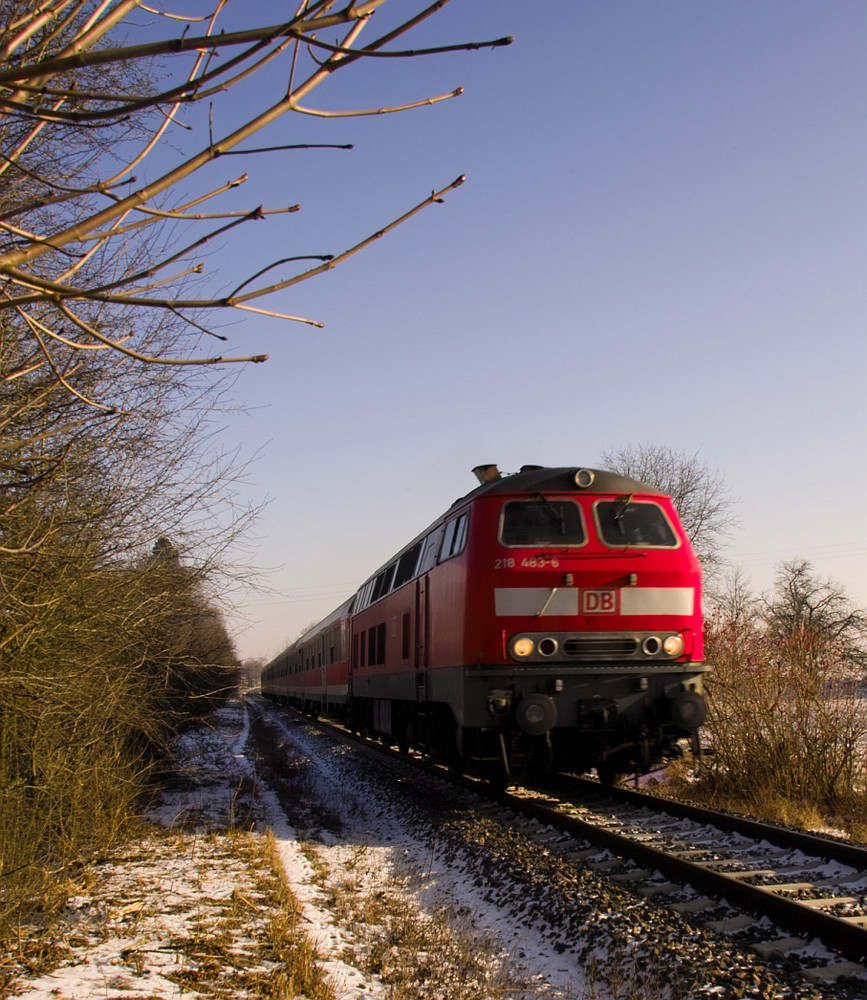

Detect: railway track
[259, 699, 867, 989]
[499, 777, 867, 983]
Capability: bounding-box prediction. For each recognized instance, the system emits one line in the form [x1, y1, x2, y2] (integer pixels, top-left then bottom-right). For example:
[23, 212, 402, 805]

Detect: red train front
[262, 464, 708, 783]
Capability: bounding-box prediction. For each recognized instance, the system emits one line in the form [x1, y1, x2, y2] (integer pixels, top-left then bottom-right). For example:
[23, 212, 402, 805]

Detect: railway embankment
[7, 698, 867, 999]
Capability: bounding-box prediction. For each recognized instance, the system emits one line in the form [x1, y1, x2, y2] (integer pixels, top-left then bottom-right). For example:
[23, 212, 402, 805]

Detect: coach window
[595, 499, 678, 548]
[439, 511, 470, 562]
[500, 499, 585, 547]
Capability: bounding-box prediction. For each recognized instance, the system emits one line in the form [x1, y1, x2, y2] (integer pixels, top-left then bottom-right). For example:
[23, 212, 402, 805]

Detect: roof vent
[520, 465, 544, 473]
[472, 464, 501, 485]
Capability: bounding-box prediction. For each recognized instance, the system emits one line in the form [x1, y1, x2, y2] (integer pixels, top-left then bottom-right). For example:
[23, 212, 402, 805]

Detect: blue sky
[174, 1, 866, 660]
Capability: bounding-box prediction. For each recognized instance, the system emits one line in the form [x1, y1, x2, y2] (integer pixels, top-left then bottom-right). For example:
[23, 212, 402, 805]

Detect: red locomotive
[261, 464, 708, 783]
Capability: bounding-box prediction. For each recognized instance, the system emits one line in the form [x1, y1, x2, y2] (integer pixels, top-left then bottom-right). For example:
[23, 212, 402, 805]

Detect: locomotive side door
[413, 525, 441, 702]
[415, 574, 428, 700]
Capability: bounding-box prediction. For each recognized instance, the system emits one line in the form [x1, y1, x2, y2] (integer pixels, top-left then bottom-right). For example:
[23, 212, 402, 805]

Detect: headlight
[663, 634, 685, 657]
[511, 637, 534, 658]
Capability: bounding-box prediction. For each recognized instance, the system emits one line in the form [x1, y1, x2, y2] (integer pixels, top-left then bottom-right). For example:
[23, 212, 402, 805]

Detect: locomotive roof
[453, 465, 664, 506]
[268, 466, 670, 664]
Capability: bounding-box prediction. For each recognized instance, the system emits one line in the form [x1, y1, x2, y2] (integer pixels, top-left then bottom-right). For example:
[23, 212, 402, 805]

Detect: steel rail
[556, 773, 867, 869]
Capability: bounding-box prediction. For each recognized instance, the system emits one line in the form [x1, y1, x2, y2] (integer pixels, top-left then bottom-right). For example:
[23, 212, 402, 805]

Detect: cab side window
[439, 511, 470, 562]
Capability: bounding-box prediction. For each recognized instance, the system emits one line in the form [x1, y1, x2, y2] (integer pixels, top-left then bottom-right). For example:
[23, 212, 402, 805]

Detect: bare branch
[0, 175, 466, 313]
[214, 142, 352, 157]
[293, 87, 463, 118]
[0, 13, 366, 86]
[0, 0, 509, 419]
[295, 28, 514, 60]
[0, 13, 511, 88]
[56, 301, 269, 365]
[23, 310, 121, 412]
[231, 175, 466, 304]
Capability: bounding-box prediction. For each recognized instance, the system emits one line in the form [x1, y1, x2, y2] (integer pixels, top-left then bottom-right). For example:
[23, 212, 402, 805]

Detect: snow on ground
[154, 695, 389, 997]
[12, 833, 279, 999]
[242, 700, 854, 999]
[7, 699, 587, 999]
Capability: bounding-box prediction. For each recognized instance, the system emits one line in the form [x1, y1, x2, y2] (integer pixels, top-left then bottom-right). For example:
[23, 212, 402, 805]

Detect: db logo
[583, 590, 616, 613]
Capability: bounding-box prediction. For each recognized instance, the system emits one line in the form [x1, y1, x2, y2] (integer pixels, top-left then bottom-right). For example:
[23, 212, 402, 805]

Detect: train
[260, 464, 708, 783]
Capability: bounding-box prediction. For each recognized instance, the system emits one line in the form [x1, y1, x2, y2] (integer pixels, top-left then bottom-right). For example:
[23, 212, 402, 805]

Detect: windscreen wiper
[612, 493, 634, 536]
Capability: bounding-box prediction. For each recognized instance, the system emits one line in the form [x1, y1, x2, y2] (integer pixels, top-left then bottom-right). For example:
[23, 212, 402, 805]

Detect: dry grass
[161, 830, 335, 1000]
[665, 769, 867, 843]
[300, 839, 534, 1000]
[258, 833, 336, 1000]
[651, 730, 867, 842]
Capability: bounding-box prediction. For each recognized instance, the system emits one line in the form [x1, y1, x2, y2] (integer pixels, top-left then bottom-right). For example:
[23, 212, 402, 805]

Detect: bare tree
[703, 607, 867, 815]
[0, 1, 511, 418]
[762, 559, 866, 666]
[708, 563, 757, 627]
[698, 562, 867, 820]
[1, 2, 512, 564]
[599, 443, 737, 572]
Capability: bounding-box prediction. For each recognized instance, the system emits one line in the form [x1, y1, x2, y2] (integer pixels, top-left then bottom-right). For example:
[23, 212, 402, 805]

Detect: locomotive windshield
[595, 499, 678, 547]
[500, 499, 585, 547]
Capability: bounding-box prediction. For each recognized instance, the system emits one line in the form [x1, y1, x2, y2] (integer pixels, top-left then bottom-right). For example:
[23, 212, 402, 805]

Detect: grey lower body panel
[352, 663, 706, 729]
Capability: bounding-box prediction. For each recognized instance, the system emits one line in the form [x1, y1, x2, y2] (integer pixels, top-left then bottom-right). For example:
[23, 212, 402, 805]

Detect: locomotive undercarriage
[347, 660, 708, 785]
